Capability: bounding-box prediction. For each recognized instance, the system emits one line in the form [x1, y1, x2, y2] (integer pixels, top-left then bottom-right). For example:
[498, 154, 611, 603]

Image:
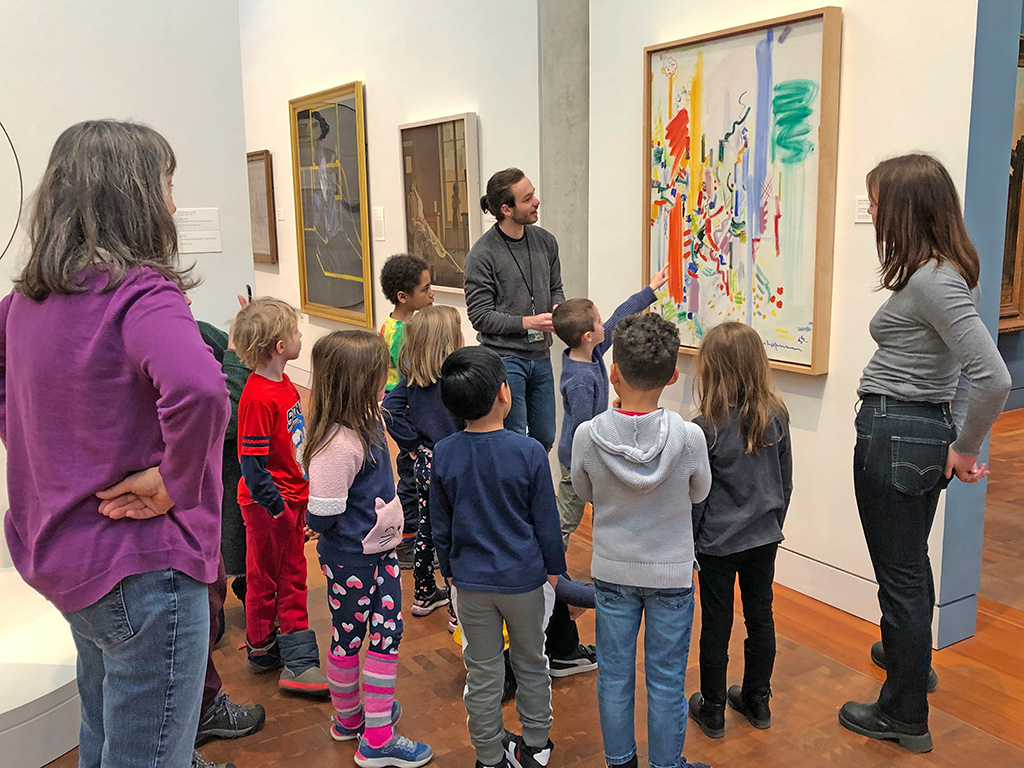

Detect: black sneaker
[503, 730, 553, 768]
[476, 761, 511, 768]
[191, 751, 235, 768]
[195, 691, 266, 746]
[870, 641, 939, 693]
[549, 643, 598, 678]
[411, 585, 450, 616]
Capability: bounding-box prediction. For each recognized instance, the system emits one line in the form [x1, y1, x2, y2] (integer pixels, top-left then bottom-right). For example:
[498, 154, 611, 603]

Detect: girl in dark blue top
[382, 305, 465, 621]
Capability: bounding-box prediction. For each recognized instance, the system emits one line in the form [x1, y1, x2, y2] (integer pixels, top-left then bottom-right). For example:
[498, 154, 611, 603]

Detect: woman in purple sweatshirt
[0, 121, 229, 768]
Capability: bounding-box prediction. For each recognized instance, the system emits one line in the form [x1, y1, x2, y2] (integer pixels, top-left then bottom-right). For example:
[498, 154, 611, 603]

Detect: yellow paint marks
[687, 51, 704, 223]
[315, 252, 364, 281]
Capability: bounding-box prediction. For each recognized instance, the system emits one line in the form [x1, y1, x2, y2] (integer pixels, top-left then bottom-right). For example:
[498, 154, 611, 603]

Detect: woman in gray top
[838, 154, 1011, 753]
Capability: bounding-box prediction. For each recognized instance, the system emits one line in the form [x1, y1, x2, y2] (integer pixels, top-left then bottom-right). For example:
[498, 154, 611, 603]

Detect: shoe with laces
[411, 586, 450, 616]
[503, 730, 553, 768]
[331, 700, 403, 741]
[548, 643, 598, 678]
[354, 732, 433, 767]
[191, 750, 236, 768]
[195, 691, 266, 747]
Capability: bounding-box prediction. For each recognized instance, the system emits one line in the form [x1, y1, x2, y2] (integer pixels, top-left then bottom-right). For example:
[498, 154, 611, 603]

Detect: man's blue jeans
[594, 579, 695, 768]
[500, 354, 555, 452]
[61, 568, 210, 768]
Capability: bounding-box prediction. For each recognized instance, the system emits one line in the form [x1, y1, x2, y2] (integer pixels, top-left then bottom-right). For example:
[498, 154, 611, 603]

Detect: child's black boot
[688, 691, 725, 738]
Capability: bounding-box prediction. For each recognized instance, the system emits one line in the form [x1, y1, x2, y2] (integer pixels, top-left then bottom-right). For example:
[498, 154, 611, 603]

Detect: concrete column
[537, 0, 589, 299]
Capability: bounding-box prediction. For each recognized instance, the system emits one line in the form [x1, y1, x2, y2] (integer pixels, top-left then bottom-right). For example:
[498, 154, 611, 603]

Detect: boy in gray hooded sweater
[571, 313, 712, 768]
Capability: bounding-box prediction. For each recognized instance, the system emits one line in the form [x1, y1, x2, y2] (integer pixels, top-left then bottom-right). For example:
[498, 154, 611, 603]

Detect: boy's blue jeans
[61, 568, 209, 768]
[499, 354, 555, 452]
[594, 579, 695, 768]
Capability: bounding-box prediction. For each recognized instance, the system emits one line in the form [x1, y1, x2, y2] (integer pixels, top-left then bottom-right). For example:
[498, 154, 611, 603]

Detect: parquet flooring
[45, 411, 1024, 767]
[981, 408, 1024, 611]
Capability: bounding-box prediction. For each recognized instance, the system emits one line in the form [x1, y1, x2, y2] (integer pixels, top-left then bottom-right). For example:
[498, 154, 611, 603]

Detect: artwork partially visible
[1000, 36, 1024, 333]
[247, 150, 278, 265]
[399, 113, 480, 293]
[644, 8, 841, 373]
[289, 82, 373, 327]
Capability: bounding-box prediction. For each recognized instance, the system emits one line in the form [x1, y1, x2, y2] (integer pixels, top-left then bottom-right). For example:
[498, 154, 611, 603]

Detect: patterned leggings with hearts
[321, 549, 404, 746]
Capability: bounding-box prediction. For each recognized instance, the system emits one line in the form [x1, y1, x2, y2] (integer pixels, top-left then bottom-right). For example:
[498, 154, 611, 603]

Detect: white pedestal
[0, 567, 79, 767]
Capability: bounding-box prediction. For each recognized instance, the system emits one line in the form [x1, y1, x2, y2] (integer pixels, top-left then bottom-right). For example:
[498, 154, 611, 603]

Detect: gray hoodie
[571, 408, 711, 589]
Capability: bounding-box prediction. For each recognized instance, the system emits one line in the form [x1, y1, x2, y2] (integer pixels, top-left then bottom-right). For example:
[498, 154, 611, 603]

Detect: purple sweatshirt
[0, 267, 230, 612]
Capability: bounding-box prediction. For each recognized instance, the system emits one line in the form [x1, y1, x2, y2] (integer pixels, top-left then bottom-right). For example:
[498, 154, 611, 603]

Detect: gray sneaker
[195, 691, 266, 747]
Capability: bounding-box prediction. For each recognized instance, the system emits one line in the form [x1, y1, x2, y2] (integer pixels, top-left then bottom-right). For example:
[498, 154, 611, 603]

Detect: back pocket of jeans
[891, 436, 947, 496]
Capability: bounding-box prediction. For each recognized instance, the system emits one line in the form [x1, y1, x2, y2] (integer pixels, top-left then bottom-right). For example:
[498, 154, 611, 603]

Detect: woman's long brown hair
[867, 154, 979, 292]
[302, 331, 389, 471]
[694, 322, 788, 454]
[398, 305, 462, 387]
[17, 119, 197, 300]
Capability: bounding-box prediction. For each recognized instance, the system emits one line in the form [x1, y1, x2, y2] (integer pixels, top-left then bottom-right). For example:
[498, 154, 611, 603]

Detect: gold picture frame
[289, 82, 373, 328]
[642, 7, 842, 374]
[1000, 37, 1024, 333]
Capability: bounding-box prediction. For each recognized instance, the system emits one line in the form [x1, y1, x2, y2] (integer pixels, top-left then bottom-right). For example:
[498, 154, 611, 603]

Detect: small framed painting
[246, 150, 278, 265]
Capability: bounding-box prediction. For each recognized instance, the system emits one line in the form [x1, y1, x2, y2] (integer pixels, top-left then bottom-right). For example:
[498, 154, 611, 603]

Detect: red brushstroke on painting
[665, 108, 690, 183]
[668, 201, 684, 304]
[773, 194, 782, 258]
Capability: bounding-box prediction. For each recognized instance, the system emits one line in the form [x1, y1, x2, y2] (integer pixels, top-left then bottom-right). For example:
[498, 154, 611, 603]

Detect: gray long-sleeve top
[691, 411, 792, 557]
[858, 261, 1011, 455]
[463, 223, 564, 359]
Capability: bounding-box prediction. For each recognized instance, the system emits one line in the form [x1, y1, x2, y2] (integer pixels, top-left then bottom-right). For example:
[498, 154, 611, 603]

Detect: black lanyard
[502, 229, 535, 313]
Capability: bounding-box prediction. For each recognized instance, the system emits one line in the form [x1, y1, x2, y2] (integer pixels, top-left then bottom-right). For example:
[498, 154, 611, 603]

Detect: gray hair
[16, 120, 198, 300]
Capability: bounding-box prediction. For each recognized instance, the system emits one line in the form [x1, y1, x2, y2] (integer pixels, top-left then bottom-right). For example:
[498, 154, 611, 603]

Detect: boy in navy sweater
[550, 266, 668, 546]
[431, 346, 566, 768]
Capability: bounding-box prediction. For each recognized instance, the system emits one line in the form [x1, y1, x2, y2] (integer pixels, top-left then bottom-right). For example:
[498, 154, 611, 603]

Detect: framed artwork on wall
[247, 150, 278, 264]
[643, 7, 842, 374]
[398, 113, 480, 293]
[1000, 36, 1024, 333]
[289, 81, 373, 327]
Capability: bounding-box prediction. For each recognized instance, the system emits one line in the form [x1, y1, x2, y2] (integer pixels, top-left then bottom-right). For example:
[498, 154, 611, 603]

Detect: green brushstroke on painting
[771, 79, 818, 165]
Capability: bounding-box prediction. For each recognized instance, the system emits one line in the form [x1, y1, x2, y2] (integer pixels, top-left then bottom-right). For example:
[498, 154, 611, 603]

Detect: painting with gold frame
[1000, 37, 1024, 333]
[289, 82, 373, 327]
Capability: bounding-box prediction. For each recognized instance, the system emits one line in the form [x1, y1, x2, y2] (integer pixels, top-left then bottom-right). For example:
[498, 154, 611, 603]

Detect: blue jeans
[594, 579, 695, 768]
[853, 394, 954, 725]
[62, 569, 210, 768]
[500, 354, 555, 452]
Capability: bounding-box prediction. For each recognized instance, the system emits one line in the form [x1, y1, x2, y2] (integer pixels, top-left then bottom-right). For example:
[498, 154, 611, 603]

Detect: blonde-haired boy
[234, 297, 327, 696]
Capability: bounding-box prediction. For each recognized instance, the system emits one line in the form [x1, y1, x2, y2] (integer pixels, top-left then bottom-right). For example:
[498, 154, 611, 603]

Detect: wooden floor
[980, 408, 1024, 611]
[47, 412, 1024, 767]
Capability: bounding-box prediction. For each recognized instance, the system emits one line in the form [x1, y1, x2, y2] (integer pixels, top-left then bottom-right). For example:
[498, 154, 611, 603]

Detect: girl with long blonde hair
[687, 322, 792, 740]
[302, 330, 433, 767]
[382, 305, 464, 622]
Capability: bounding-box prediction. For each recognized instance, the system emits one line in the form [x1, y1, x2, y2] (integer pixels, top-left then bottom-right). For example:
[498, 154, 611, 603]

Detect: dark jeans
[696, 542, 778, 702]
[396, 450, 419, 535]
[544, 599, 580, 659]
[201, 558, 228, 715]
[500, 354, 556, 452]
[854, 394, 955, 726]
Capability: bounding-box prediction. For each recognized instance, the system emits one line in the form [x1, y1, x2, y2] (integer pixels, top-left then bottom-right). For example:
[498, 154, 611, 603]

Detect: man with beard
[464, 168, 563, 453]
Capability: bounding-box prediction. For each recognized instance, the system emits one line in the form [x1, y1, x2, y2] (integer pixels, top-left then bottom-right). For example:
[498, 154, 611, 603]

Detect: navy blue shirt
[556, 286, 656, 468]
[430, 429, 566, 593]
[381, 379, 464, 453]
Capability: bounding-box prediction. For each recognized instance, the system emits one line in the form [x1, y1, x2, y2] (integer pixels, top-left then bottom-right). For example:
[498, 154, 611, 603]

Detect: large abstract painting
[644, 8, 841, 373]
[289, 82, 373, 327]
[399, 113, 480, 293]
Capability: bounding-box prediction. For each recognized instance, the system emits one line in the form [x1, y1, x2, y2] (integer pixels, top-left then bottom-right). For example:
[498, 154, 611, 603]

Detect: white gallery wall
[238, 0, 542, 384]
[589, 0, 979, 626]
[0, 0, 254, 568]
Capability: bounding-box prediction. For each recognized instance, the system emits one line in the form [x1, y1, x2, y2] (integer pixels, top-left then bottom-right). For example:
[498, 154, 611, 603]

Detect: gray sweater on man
[571, 408, 711, 589]
[464, 223, 564, 359]
[858, 261, 1011, 455]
